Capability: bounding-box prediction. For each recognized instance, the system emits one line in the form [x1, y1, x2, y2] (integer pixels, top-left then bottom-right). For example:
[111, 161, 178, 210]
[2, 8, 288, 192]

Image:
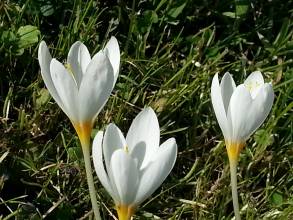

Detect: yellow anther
[124, 145, 129, 153]
[245, 81, 260, 93]
[65, 63, 74, 76]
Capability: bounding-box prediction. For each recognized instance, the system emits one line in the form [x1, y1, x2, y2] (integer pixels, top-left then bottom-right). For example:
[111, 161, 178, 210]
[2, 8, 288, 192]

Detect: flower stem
[73, 121, 102, 220]
[81, 140, 102, 220]
[229, 159, 241, 220]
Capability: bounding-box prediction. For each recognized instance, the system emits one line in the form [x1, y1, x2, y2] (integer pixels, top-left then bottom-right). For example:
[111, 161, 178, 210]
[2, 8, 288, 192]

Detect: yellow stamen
[225, 141, 245, 161]
[73, 121, 93, 147]
[124, 145, 129, 153]
[65, 63, 74, 75]
[65, 63, 79, 86]
[116, 204, 135, 220]
[245, 81, 260, 93]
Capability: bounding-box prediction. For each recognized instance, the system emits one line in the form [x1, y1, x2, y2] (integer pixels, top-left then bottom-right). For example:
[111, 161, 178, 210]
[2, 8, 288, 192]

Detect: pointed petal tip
[38, 41, 49, 58]
[68, 41, 85, 55]
[94, 130, 104, 141]
[77, 41, 89, 51]
[68, 41, 85, 57]
[140, 107, 158, 125]
[110, 36, 117, 40]
[93, 131, 104, 153]
[251, 70, 264, 80]
[222, 72, 233, 80]
[164, 138, 178, 162]
[223, 72, 232, 78]
[211, 73, 220, 92]
[39, 40, 47, 47]
[168, 137, 177, 145]
[245, 71, 264, 84]
[162, 137, 178, 156]
[211, 73, 220, 86]
[50, 58, 59, 65]
[106, 123, 119, 131]
[104, 36, 120, 86]
[144, 106, 155, 114]
[213, 72, 219, 79]
[109, 36, 119, 44]
[105, 36, 119, 51]
[250, 70, 263, 76]
[72, 41, 82, 46]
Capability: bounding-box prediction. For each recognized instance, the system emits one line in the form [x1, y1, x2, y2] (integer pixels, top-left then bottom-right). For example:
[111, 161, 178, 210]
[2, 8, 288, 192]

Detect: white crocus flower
[211, 71, 274, 220]
[38, 37, 120, 138]
[211, 71, 274, 160]
[38, 37, 120, 220]
[93, 107, 177, 220]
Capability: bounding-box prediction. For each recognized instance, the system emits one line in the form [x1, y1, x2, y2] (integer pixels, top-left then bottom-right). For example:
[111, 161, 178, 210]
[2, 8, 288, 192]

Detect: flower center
[245, 81, 261, 93]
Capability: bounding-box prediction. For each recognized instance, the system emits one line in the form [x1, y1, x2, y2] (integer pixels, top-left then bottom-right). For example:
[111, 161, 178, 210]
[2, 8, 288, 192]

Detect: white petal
[77, 51, 114, 122]
[103, 123, 127, 176]
[130, 141, 146, 172]
[50, 59, 79, 121]
[38, 41, 64, 108]
[109, 149, 139, 205]
[220, 72, 236, 113]
[241, 83, 274, 140]
[92, 131, 119, 201]
[67, 41, 91, 87]
[227, 84, 252, 141]
[104, 36, 120, 87]
[126, 107, 160, 169]
[244, 71, 264, 99]
[134, 138, 177, 205]
[211, 73, 231, 140]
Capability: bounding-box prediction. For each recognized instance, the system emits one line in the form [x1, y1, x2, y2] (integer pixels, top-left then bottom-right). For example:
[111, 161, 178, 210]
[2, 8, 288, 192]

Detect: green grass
[0, 0, 293, 219]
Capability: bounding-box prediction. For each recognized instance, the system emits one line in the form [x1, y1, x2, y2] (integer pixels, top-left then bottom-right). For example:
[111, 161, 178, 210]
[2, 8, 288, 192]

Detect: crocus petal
[77, 51, 114, 122]
[92, 131, 119, 202]
[109, 149, 139, 205]
[126, 107, 160, 169]
[241, 83, 274, 140]
[134, 138, 177, 205]
[211, 73, 231, 140]
[67, 41, 91, 87]
[104, 36, 120, 87]
[103, 123, 127, 176]
[244, 71, 264, 99]
[38, 41, 64, 108]
[220, 72, 236, 113]
[227, 84, 252, 141]
[130, 141, 146, 171]
[50, 58, 79, 121]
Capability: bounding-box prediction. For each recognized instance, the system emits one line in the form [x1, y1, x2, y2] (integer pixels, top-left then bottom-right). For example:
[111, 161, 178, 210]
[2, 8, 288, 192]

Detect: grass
[0, 0, 293, 219]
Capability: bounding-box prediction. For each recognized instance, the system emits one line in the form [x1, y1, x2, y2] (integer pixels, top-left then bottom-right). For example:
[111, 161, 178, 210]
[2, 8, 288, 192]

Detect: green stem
[229, 159, 241, 220]
[81, 140, 101, 220]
